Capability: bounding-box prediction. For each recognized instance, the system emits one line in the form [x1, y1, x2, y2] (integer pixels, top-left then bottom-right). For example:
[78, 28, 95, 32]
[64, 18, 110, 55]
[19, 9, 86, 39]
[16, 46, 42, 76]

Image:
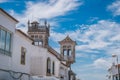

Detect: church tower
[27, 20, 50, 47]
[59, 36, 76, 66]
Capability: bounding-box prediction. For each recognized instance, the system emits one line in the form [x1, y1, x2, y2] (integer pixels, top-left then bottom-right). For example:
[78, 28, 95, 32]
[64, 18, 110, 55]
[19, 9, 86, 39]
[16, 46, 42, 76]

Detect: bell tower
[59, 36, 76, 66]
[27, 20, 50, 47]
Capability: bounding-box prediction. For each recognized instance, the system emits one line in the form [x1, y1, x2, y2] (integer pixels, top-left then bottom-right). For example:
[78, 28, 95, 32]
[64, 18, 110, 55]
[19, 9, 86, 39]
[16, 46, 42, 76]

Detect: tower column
[59, 36, 76, 66]
[27, 20, 50, 47]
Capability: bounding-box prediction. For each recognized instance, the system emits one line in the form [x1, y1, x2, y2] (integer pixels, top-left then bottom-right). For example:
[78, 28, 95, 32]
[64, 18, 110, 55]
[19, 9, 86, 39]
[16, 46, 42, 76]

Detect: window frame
[68, 49, 72, 56]
[0, 26, 12, 56]
[47, 57, 51, 75]
[63, 49, 67, 56]
[5, 32, 11, 54]
[0, 29, 6, 51]
[52, 61, 55, 75]
[21, 47, 26, 65]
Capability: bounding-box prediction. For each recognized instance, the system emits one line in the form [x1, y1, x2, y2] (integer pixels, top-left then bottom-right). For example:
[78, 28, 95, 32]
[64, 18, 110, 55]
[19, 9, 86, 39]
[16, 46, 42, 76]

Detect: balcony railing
[63, 56, 73, 61]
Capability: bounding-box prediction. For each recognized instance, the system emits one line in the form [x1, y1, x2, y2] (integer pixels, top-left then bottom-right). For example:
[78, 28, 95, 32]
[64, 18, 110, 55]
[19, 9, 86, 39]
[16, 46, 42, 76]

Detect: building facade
[0, 8, 76, 80]
[108, 63, 120, 80]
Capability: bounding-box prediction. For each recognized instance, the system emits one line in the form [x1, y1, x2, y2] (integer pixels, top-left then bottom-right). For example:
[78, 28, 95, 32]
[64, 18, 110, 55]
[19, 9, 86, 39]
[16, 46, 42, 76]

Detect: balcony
[63, 56, 74, 61]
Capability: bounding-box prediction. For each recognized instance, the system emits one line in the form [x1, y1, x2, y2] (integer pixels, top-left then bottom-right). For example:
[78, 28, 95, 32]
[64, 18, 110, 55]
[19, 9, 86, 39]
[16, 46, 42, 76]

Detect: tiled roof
[59, 35, 76, 44]
[47, 46, 61, 60]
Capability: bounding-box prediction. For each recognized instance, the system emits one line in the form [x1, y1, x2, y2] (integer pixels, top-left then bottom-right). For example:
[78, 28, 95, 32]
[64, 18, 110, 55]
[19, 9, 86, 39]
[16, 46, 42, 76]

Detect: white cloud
[9, 10, 15, 16]
[51, 20, 120, 53]
[49, 21, 120, 79]
[0, 0, 20, 3]
[76, 52, 98, 60]
[25, 0, 81, 19]
[0, 0, 7, 3]
[50, 31, 66, 42]
[72, 61, 109, 80]
[106, 46, 120, 57]
[50, 20, 120, 79]
[93, 58, 111, 69]
[76, 53, 88, 58]
[72, 57, 113, 80]
[5, 1, 120, 80]
[110, 35, 120, 41]
[8, 0, 82, 32]
[107, 0, 120, 16]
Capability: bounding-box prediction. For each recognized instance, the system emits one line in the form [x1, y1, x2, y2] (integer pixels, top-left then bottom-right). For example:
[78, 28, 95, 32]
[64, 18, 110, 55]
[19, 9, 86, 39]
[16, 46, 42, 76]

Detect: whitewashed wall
[11, 31, 32, 80]
[0, 9, 17, 70]
[0, 9, 70, 80]
[47, 51, 60, 77]
[30, 46, 46, 76]
[0, 9, 18, 80]
[0, 10, 17, 33]
[12, 30, 33, 73]
[59, 63, 69, 80]
[30, 46, 61, 78]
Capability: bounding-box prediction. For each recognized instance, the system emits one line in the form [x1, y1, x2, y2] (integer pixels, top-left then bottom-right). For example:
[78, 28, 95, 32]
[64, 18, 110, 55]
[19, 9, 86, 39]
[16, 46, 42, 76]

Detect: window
[31, 35, 34, 38]
[21, 47, 26, 65]
[63, 49, 67, 56]
[35, 35, 38, 38]
[34, 41, 39, 45]
[38, 41, 42, 45]
[0, 27, 12, 56]
[68, 49, 71, 56]
[34, 41, 43, 46]
[5, 32, 11, 54]
[52, 62, 55, 75]
[47, 58, 51, 75]
[63, 46, 66, 48]
[63, 49, 68, 60]
[0, 30, 5, 50]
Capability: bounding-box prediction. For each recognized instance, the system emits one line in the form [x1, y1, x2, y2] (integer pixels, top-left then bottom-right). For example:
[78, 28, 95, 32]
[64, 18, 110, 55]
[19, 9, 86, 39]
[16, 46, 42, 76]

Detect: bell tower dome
[59, 36, 76, 66]
[27, 20, 50, 47]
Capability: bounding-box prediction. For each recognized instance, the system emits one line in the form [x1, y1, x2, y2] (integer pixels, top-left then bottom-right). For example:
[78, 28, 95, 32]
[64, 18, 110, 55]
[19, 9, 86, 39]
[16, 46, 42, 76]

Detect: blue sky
[0, 0, 120, 80]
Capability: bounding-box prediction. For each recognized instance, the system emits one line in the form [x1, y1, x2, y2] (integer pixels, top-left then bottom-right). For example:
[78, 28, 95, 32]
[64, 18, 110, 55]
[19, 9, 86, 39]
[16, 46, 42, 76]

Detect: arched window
[52, 62, 55, 75]
[21, 47, 26, 65]
[47, 57, 51, 75]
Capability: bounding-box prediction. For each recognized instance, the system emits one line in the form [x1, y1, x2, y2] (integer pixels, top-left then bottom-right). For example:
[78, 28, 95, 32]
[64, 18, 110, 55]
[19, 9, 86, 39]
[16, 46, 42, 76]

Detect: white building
[108, 63, 120, 80]
[0, 8, 76, 80]
[0, 8, 19, 80]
